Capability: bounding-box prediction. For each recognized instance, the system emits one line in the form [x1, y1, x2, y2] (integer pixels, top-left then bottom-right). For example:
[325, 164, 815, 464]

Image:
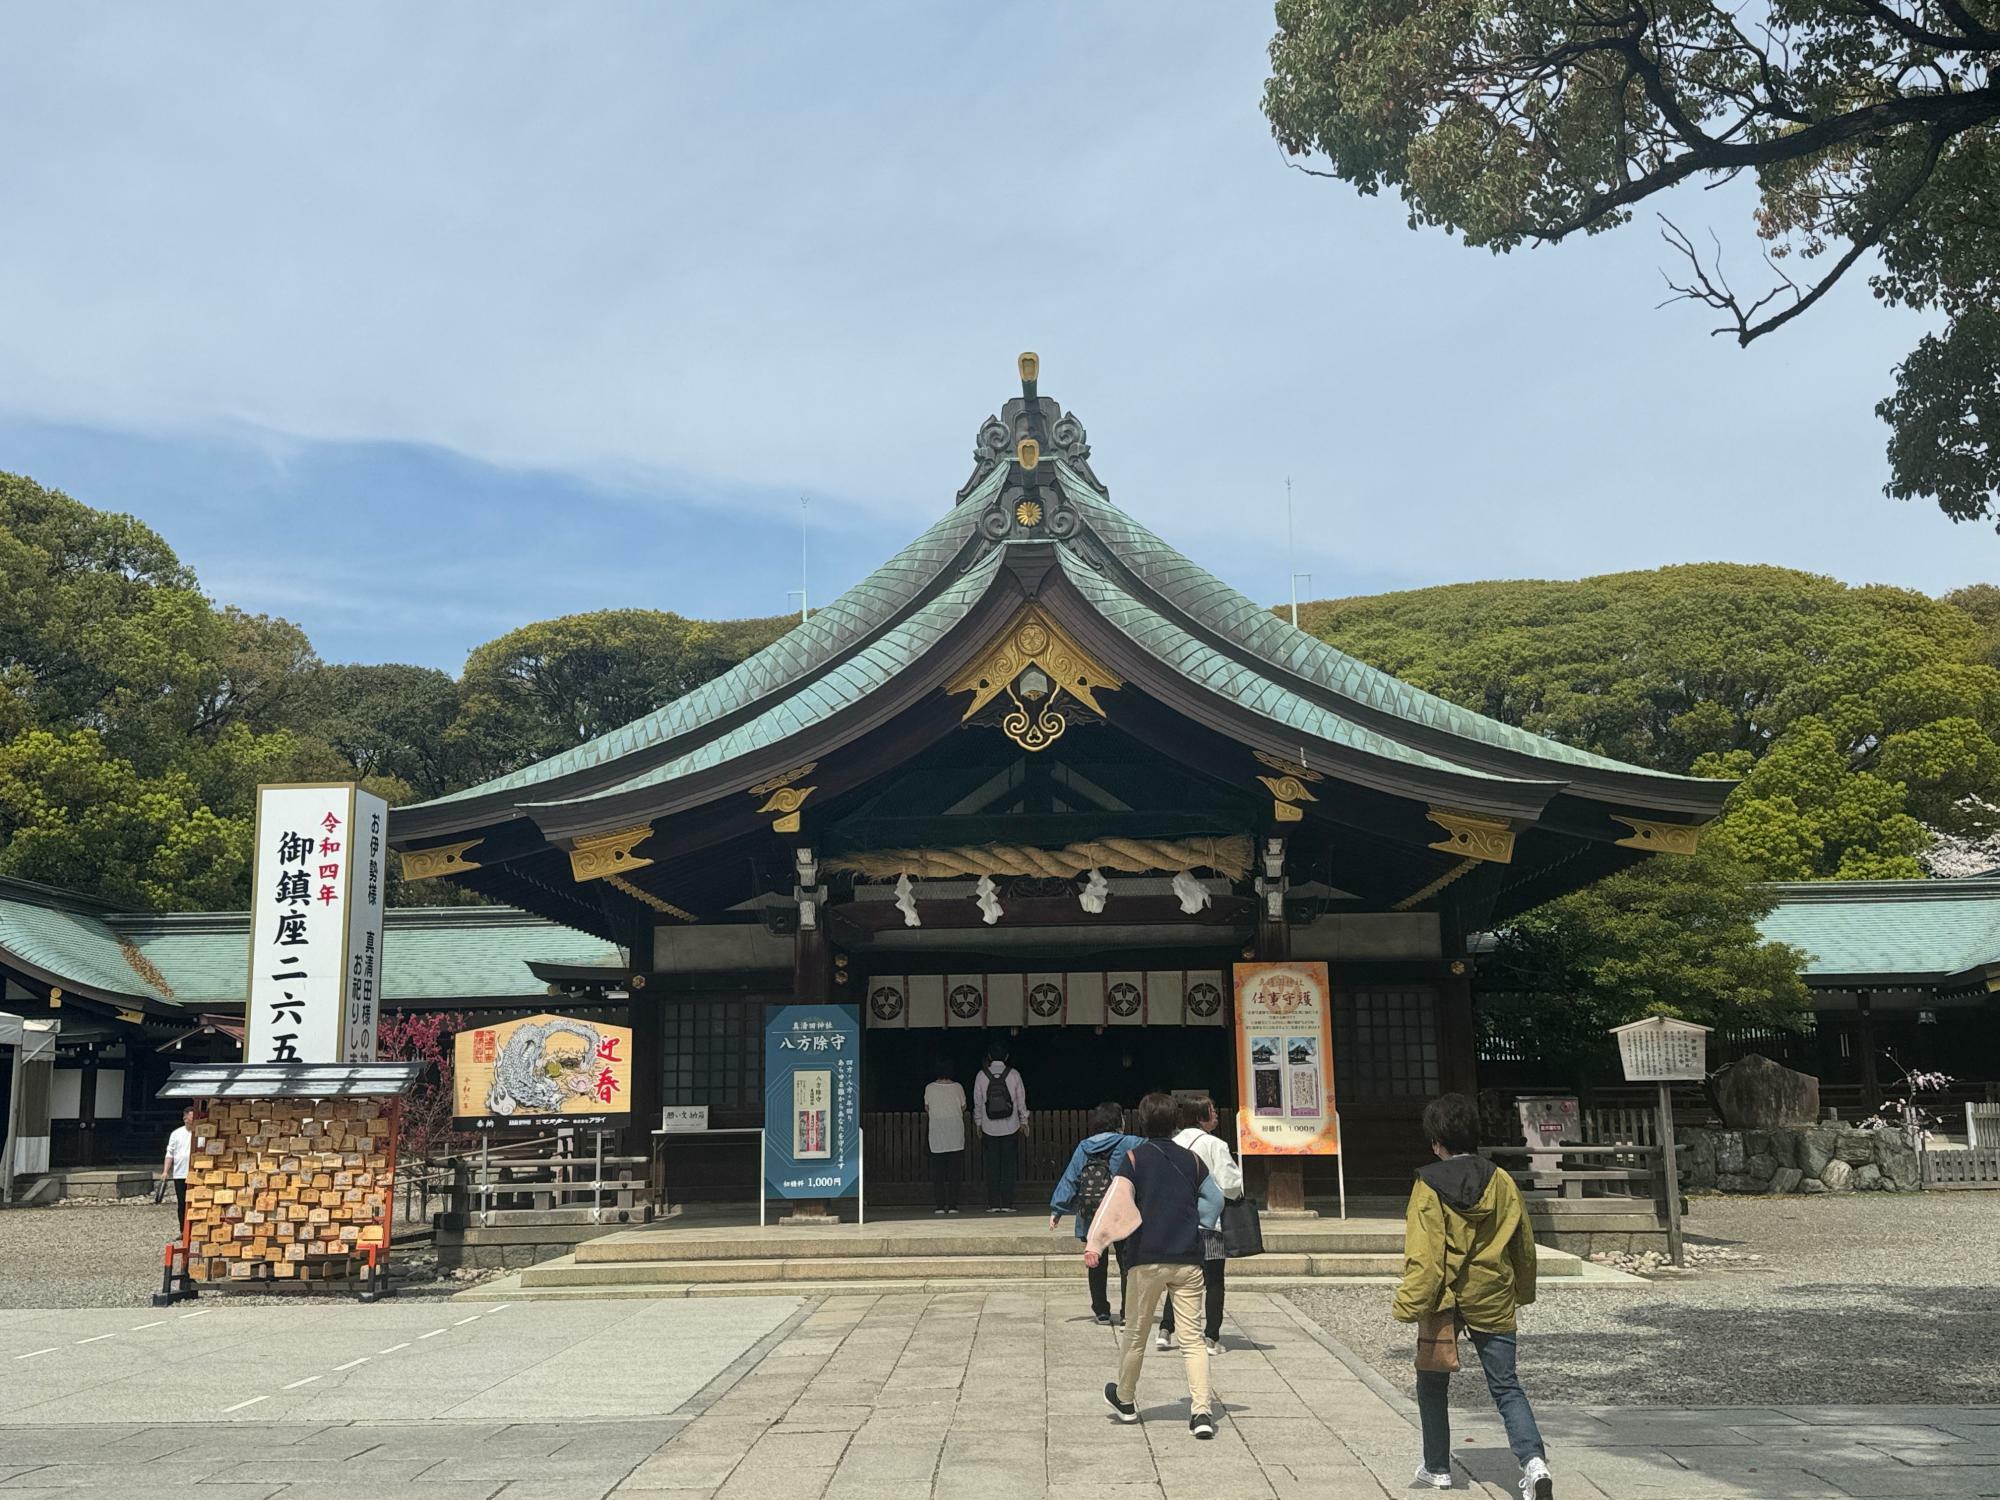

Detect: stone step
[530, 1250, 1409, 1287]
[573, 1226, 1408, 1264]
[468, 1250, 1588, 1302]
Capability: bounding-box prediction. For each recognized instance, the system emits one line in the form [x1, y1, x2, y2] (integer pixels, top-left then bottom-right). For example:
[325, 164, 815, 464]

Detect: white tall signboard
[245, 784, 389, 1064]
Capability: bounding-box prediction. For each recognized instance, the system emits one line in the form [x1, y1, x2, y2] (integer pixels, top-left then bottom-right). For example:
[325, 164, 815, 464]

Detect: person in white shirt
[922, 1057, 968, 1215]
[1160, 1093, 1243, 1354]
[161, 1106, 195, 1228]
[971, 1043, 1028, 1212]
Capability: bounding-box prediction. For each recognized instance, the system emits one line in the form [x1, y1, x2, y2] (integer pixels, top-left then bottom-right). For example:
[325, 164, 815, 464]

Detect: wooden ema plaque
[181, 1097, 395, 1283]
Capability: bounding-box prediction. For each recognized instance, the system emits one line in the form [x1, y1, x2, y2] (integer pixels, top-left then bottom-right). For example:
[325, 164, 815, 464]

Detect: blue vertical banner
[763, 1005, 861, 1201]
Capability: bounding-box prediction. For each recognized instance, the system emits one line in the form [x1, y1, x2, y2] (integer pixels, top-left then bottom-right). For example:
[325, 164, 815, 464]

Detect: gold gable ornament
[749, 763, 818, 833]
[1611, 815, 1701, 855]
[568, 824, 656, 881]
[946, 605, 1122, 752]
[1424, 808, 1515, 863]
[399, 838, 484, 883]
[1257, 773, 1317, 824]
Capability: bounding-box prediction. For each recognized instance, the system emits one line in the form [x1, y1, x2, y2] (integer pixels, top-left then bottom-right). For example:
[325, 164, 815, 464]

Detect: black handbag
[1220, 1195, 1264, 1258]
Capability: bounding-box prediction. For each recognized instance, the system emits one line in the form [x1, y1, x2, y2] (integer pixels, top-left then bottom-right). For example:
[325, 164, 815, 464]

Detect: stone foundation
[1677, 1125, 1922, 1194]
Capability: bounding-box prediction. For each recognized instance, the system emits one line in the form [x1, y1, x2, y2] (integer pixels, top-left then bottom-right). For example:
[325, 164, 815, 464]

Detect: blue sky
[0, 5, 1982, 671]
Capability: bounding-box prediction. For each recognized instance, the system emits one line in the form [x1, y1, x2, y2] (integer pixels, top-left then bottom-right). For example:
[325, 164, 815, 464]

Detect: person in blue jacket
[1050, 1101, 1145, 1325]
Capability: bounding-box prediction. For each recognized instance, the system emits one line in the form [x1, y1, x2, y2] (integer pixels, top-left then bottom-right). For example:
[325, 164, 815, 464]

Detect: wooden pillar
[1856, 992, 1880, 1113]
[786, 847, 838, 1224]
[1437, 911, 1478, 1099]
[1254, 835, 1310, 1215]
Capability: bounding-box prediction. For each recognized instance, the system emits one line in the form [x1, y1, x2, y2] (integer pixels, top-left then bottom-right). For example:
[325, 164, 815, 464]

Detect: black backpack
[982, 1066, 1015, 1121]
[1075, 1146, 1115, 1219]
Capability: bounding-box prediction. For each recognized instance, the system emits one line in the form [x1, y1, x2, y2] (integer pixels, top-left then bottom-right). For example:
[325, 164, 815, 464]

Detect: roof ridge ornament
[954, 352, 1108, 519]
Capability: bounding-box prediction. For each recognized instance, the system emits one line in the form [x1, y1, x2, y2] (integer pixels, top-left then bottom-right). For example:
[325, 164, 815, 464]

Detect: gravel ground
[0, 1196, 493, 1308]
[1286, 1192, 2000, 1407]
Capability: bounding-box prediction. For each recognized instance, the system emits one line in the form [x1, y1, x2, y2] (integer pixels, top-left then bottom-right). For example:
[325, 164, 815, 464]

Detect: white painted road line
[332, 1357, 368, 1372]
[75, 1332, 117, 1345]
[453, 1315, 480, 1325]
[130, 1320, 166, 1331]
[180, 1310, 209, 1320]
[419, 1328, 447, 1339]
[222, 1395, 268, 1414]
[487, 1304, 509, 1313]
[378, 1342, 410, 1354]
[283, 1375, 322, 1390]
[13, 1348, 58, 1360]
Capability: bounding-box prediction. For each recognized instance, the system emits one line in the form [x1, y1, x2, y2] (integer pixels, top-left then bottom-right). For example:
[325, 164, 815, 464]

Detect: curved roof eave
[1047, 554, 1568, 822]
[1057, 466, 1731, 819]
[393, 465, 1006, 841]
[515, 549, 1013, 834]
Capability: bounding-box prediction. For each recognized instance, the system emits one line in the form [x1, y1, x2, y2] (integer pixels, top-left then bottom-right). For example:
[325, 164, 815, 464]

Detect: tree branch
[1654, 124, 1950, 344]
[1526, 81, 1998, 241]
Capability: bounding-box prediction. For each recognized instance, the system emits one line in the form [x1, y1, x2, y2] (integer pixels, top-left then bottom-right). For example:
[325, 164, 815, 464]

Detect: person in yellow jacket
[1393, 1093, 1553, 1498]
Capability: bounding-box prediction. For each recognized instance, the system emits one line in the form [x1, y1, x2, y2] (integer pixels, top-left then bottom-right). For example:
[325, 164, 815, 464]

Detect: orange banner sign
[1233, 962, 1338, 1155]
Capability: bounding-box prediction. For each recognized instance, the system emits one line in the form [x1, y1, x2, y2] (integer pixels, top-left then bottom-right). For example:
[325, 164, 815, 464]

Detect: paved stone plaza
[1, 1290, 1996, 1497]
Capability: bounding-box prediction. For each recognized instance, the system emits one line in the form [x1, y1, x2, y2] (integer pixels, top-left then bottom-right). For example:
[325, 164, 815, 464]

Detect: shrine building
[385, 356, 1732, 1199]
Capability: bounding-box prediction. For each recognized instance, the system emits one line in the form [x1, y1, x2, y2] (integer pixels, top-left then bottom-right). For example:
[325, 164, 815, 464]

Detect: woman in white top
[922, 1057, 968, 1215]
[1159, 1093, 1243, 1354]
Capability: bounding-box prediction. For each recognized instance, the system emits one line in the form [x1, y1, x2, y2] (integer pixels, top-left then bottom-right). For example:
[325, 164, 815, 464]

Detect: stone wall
[1677, 1124, 1922, 1194]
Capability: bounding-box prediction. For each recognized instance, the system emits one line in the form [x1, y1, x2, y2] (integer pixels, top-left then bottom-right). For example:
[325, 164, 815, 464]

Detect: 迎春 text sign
[452, 1013, 633, 1129]
[245, 784, 388, 1064]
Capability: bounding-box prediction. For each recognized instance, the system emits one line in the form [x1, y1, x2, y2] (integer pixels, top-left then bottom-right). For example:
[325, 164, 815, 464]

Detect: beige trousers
[1116, 1261, 1211, 1414]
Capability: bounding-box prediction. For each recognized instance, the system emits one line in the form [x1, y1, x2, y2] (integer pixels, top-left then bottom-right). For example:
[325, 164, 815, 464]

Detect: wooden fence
[1922, 1148, 2000, 1191]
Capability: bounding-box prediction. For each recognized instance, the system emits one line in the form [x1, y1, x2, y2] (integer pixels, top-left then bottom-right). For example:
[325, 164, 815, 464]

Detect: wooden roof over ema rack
[388, 356, 1732, 948]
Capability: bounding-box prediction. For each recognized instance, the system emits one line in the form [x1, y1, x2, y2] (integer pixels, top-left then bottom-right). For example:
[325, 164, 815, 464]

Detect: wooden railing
[1481, 1142, 1664, 1202]
[443, 1133, 650, 1226]
[1922, 1147, 2000, 1190]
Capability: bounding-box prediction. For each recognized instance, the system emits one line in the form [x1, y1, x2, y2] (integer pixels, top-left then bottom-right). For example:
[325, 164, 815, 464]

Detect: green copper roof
[533, 549, 1008, 809]
[414, 464, 1003, 812]
[0, 882, 621, 1010]
[1757, 880, 2000, 985]
[0, 889, 171, 1002]
[1056, 551, 1550, 797]
[1057, 465, 1714, 790]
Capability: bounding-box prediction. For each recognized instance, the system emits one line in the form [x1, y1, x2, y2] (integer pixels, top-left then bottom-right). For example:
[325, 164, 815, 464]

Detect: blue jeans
[1416, 1329, 1546, 1473]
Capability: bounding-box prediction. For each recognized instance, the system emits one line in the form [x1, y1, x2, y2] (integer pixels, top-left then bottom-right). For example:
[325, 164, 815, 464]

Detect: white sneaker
[1412, 1462, 1452, 1489]
[1204, 1337, 1225, 1357]
[1156, 1330, 1174, 1351]
[1520, 1457, 1552, 1498]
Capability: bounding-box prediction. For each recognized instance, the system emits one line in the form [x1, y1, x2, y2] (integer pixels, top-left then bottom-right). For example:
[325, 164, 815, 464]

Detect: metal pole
[478, 1131, 489, 1229]
[593, 1128, 604, 1225]
[1287, 478, 1297, 629]
[857, 1126, 865, 1228]
[1336, 1112, 1348, 1221]
[1658, 1081, 1684, 1266]
[758, 1129, 766, 1229]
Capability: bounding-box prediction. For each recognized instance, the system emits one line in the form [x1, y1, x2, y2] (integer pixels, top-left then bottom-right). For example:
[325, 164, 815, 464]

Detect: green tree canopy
[449, 608, 793, 785]
[1263, 1, 2000, 527]
[295, 663, 464, 799]
[1299, 563, 2000, 878]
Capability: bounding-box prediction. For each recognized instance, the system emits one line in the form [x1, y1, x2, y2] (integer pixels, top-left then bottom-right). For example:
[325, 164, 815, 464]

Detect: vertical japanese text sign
[1233, 961, 1339, 1155]
[762, 1005, 860, 1201]
[245, 783, 389, 1064]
